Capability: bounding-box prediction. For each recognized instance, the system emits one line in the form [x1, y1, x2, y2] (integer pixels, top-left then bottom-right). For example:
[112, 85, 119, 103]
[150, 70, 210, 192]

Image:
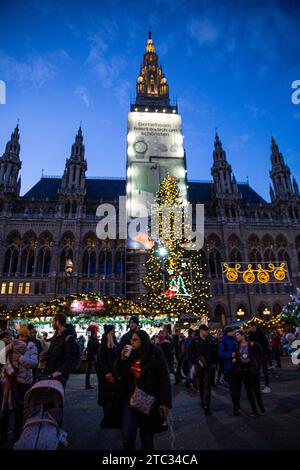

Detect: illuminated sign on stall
[70, 299, 105, 313]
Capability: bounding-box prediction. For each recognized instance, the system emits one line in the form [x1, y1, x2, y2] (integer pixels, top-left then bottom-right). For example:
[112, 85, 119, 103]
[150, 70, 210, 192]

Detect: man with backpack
[42, 313, 78, 386]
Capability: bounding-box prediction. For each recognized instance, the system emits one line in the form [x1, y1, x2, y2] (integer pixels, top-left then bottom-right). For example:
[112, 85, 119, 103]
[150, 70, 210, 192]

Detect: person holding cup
[101, 329, 172, 450]
[119, 315, 140, 352]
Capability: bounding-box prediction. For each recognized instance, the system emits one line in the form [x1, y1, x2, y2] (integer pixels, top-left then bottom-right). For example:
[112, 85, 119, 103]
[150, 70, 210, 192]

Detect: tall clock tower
[126, 32, 187, 300]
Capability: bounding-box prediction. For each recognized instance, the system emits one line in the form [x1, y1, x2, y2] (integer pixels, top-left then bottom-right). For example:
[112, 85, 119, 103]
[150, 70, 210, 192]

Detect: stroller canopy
[24, 380, 64, 409]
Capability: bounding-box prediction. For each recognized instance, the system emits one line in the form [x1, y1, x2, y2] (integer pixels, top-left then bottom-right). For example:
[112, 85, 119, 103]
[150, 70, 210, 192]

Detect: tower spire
[0, 124, 22, 196]
[211, 131, 240, 200]
[269, 136, 295, 199]
[133, 32, 172, 111]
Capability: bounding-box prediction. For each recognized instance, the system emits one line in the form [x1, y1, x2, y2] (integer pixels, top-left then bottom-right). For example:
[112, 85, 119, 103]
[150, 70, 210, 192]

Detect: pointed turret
[61, 126, 87, 191]
[0, 123, 22, 196]
[59, 126, 87, 218]
[211, 132, 239, 197]
[269, 136, 297, 200]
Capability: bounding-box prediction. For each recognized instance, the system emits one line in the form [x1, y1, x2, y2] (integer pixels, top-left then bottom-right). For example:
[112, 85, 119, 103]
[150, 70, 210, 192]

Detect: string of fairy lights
[0, 292, 151, 321]
[143, 175, 211, 319]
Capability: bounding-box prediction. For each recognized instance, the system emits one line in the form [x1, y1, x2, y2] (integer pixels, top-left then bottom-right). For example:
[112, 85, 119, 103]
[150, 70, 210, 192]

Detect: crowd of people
[0, 313, 299, 450]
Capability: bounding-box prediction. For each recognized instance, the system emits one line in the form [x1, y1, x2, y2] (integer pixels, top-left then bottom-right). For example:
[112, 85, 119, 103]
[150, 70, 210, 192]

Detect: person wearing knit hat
[119, 315, 140, 352]
[18, 325, 29, 338]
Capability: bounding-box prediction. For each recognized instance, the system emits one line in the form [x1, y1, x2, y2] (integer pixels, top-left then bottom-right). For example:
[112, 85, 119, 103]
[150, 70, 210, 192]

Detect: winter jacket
[86, 336, 100, 362]
[28, 336, 42, 356]
[184, 337, 195, 364]
[14, 341, 38, 385]
[248, 328, 269, 353]
[191, 336, 217, 367]
[44, 328, 77, 380]
[101, 345, 172, 433]
[119, 329, 136, 352]
[97, 339, 119, 406]
[218, 335, 238, 374]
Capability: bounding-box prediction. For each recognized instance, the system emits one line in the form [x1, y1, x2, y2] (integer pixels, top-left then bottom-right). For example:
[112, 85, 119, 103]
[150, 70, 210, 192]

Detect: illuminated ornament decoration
[176, 275, 191, 297]
[165, 278, 178, 298]
[242, 267, 256, 284]
[223, 262, 288, 284]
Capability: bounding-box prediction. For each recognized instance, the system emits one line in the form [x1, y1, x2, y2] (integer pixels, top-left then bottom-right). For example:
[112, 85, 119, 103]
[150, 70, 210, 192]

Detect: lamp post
[263, 307, 271, 316]
[237, 308, 245, 321]
[65, 259, 73, 295]
[65, 259, 73, 276]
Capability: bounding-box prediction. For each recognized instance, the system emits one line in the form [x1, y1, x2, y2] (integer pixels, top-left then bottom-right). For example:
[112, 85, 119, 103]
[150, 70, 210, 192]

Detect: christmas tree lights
[143, 174, 211, 319]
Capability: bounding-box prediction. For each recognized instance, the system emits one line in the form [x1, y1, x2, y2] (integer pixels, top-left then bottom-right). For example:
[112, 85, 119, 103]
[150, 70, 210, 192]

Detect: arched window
[150, 74, 155, 93]
[20, 248, 35, 276]
[115, 252, 124, 277]
[257, 303, 271, 318]
[99, 252, 106, 275]
[263, 248, 276, 262]
[60, 249, 73, 273]
[262, 234, 274, 249]
[209, 250, 222, 278]
[3, 247, 18, 276]
[82, 250, 96, 277]
[228, 234, 241, 249]
[230, 249, 242, 263]
[249, 249, 262, 263]
[275, 234, 287, 249]
[236, 304, 247, 320]
[37, 248, 51, 277]
[106, 252, 112, 275]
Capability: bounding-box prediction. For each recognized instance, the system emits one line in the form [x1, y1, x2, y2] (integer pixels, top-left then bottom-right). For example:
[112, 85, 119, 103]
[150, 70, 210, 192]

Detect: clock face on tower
[134, 140, 148, 154]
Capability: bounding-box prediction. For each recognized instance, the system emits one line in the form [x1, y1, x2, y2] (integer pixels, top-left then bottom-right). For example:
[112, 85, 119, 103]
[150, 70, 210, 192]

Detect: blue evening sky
[0, 0, 299, 200]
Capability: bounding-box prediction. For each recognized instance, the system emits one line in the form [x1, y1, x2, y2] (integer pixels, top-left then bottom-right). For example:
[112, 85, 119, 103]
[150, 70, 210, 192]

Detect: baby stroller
[14, 378, 68, 450]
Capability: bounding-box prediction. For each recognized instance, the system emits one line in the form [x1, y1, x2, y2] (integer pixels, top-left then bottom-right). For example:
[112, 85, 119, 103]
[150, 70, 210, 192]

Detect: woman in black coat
[234, 330, 266, 416]
[101, 329, 172, 450]
[97, 325, 119, 413]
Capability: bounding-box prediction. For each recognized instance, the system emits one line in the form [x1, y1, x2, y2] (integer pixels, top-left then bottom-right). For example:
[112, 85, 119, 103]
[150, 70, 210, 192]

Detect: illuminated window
[1, 283, 6, 294]
[18, 282, 23, 294]
[8, 282, 13, 294]
[25, 282, 30, 294]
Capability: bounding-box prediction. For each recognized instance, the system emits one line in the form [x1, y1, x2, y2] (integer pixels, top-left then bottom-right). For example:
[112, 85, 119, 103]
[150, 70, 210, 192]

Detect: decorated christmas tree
[281, 288, 300, 326]
[143, 175, 210, 318]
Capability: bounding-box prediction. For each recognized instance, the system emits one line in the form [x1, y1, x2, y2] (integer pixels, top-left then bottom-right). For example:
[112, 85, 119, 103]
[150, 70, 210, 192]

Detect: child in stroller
[14, 377, 68, 450]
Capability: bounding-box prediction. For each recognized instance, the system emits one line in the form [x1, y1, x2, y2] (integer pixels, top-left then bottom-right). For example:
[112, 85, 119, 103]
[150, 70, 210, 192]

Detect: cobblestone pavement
[63, 358, 300, 450]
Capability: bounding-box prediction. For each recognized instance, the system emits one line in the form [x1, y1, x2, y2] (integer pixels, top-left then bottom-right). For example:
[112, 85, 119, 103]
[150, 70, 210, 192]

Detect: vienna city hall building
[0, 33, 299, 326]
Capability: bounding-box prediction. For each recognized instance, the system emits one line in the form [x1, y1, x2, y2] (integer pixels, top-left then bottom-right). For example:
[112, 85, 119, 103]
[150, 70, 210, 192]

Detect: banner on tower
[126, 111, 187, 248]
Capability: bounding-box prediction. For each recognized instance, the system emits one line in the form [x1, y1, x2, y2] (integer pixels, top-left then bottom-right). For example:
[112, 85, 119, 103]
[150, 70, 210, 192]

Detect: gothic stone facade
[0, 34, 299, 325]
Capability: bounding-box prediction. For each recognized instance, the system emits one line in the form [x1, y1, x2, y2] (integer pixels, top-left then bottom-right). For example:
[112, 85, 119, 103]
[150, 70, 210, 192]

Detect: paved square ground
[63, 358, 300, 450]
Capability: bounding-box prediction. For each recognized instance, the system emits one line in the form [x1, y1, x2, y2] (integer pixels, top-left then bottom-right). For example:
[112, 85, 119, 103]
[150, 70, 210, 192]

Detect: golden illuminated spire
[134, 31, 170, 110]
[146, 30, 155, 53]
